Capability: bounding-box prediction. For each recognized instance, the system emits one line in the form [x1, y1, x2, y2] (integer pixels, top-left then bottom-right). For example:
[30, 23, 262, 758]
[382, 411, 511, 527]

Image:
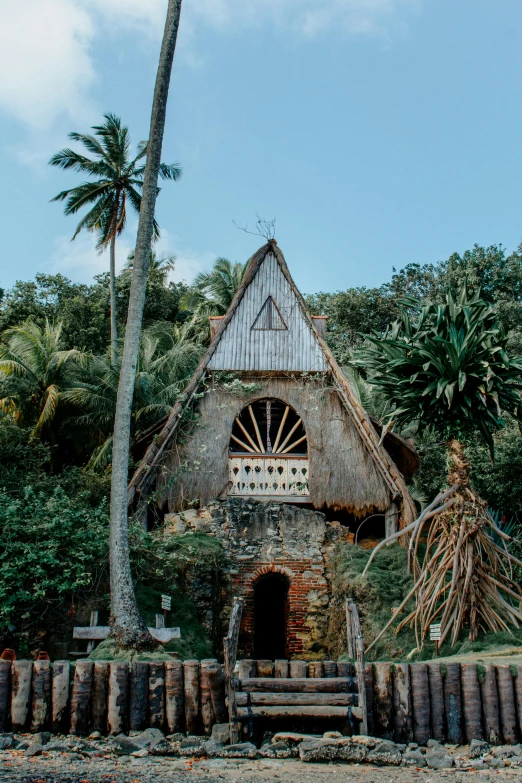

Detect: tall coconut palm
[180, 257, 247, 336]
[109, 0, 184, 650]
[356, 283, 522, 649]
[49, 114, 181, 365]
[0, 319, 86, 437]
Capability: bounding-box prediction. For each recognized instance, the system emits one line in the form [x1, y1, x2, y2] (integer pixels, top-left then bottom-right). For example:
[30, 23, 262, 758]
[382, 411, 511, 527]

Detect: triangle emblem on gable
[251, 296, 287, 331]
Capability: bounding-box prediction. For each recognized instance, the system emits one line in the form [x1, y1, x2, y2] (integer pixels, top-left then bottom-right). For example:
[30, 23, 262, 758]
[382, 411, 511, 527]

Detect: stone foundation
[164, 498, 353, 658]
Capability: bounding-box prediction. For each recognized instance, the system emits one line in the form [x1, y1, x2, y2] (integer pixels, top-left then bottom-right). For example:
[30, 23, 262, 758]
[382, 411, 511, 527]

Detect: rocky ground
[2, 728, 522, 783]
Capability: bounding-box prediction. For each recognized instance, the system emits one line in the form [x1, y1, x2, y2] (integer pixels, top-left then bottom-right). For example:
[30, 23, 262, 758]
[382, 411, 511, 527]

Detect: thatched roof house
[129, 240, 417, 528]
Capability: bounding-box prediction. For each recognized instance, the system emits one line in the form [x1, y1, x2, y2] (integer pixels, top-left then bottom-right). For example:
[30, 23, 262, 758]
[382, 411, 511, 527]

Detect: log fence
[0, 657, 521, 744]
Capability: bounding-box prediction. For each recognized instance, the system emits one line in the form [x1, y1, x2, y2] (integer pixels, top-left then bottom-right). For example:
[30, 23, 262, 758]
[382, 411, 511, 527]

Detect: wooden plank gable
[208, 252, 327, 372]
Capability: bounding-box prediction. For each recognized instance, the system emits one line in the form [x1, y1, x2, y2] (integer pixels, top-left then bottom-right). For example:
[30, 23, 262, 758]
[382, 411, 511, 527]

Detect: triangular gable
[251, 296, 287, 331]
[208, 251, 327, 372]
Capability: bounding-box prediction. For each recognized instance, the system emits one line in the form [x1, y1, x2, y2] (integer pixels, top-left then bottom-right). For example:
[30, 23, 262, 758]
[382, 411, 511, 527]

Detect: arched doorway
[254, 572, 289, 659]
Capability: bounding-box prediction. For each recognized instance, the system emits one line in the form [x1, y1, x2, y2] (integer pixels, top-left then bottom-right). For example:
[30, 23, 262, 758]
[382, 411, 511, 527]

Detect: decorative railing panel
[228, 456, 309, 497]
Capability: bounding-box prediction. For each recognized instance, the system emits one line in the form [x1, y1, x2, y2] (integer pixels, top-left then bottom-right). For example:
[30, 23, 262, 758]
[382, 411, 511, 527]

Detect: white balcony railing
[228, 456, 309, 498]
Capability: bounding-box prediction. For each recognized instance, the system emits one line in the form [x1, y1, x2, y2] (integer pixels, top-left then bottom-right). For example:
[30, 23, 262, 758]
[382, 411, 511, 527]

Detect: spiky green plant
[356, 283, 522, 649]
[49, 114, 181, 364]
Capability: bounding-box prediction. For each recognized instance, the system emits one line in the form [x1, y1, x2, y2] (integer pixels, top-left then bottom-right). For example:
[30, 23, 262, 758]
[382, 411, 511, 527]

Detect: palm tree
[109, 0, 184, 651]
[180, 257, 247, 336]
[125, 249, 176, 280]
[63, 324, 203, 470]
[356, 283, 522, 649]
[0, 319, 86, 437]
[49, 114, 182, 365]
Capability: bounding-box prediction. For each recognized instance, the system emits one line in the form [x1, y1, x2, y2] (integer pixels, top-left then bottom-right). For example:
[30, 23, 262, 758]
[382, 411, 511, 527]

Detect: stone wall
[165, 497, 353, 658]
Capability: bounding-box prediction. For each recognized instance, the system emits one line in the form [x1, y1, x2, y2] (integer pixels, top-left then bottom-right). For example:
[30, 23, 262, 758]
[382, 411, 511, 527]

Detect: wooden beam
[280, 434, 307, 454]
[248, 405, 264, 452]
[237, 705, 361, 719]
[272, 406, 290, 453]
[238, 677, 353, 693]
[277, 418, 302, 453]
[235, 692, 357, 706]
[230, 433, 256, 453]
[235, 418, 261, 453]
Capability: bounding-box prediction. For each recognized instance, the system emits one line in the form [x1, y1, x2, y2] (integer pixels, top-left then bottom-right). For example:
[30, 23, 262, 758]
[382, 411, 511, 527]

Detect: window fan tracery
[229, 399, 307, 455]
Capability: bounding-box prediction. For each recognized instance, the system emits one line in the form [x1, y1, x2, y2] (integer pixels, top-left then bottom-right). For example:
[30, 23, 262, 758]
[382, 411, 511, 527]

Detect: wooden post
[52, 660, 70, 734]
[149, 662, 165, 730]
[200, 659, 217, 735]
[256, 660, 274, 678]
[184, 659, 200, 735]
[308, 662, 323, 678]
[364, 662, 374, 736]
[165, 658, 184, 733]
[514, 666, 522, 741]
[31, 660, 51, 732]
[224, 597, 243, 744]
[348, 599, 368, 736]
[385, 502, 399, 540]
[461, 663, 483, 743]
[410, 664, 430, 746]
[496, 665, 518, 744]
[11, 660, 32, 733]
[443, 662, 462, 744]
[0, 660, 10, 732]
[427, 662, 445, 742]
[129, 661, 148, 731]
[393, 663, 412, 743]
[323, 661, 337, 678]
[107, 662, 129, 735]
[373, 662, 393, 739]
[238, 660, 256, 679]
[274, 660, 289, 678]
[207, 660, 227, 725]
[91, 661, 109, 734]
[289, 660, 307, 678]
[345, 600, 355, 659]
[70, 660, 93, 736]
[87, 611, 99, 654]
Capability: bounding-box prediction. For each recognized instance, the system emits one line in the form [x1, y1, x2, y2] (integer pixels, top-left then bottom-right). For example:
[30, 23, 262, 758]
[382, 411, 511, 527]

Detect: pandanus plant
[354, 283, 522, 650]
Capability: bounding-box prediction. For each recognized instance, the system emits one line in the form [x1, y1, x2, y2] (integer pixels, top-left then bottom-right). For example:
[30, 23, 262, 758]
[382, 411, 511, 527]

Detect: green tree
[109, 0, 183, 650]
[49, 113, 181, 364]
[181, 257, 247, 338]
[63, 324, 203, 469]
[0, 319, 86, 438]
[356, 283, 522, 648]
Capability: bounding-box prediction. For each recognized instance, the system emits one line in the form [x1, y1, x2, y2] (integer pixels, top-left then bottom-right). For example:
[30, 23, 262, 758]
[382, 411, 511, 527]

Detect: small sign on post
[430, 622, 441, 657]
[161, 594, 171, 625]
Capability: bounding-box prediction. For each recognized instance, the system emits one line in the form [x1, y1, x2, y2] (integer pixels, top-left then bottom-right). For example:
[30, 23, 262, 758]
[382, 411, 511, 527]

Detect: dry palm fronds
[364, 442, 522, 652]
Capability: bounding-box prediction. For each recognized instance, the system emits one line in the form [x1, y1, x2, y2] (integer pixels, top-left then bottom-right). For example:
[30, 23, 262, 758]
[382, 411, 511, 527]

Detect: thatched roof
[128, 240, 417, 524]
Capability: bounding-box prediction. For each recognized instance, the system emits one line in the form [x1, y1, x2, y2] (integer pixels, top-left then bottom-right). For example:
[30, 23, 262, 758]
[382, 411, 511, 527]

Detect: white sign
[161, 594, 172, 611]
[430, 623, 441, 641]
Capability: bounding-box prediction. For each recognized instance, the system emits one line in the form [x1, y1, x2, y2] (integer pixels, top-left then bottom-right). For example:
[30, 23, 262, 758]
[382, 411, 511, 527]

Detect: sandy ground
[434, 646, 522, 666]
[1, 754, 522, 783]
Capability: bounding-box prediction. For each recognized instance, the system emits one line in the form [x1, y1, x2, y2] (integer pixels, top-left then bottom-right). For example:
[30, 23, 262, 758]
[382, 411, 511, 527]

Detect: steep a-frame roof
[128, 240, 417, 524]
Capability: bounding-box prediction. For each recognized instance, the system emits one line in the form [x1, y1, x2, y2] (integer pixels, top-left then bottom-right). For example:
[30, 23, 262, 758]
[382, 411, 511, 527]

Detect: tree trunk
[108, 0, 183, 649]
[109, 234, 118, 366]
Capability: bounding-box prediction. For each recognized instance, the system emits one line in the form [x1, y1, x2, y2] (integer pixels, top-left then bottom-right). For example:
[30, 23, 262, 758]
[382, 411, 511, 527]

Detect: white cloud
[0, 0, 422, 132]
[154, 229, 216, 284]
[50, 232, 132, 282]
[188, 0, 421, 38]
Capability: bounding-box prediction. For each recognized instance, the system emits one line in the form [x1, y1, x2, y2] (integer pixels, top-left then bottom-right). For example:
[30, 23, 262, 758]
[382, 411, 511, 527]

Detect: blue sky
[1, 0, 522, 296]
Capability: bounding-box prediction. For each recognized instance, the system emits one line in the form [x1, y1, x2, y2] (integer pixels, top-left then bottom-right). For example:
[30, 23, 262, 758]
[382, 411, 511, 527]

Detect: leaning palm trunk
[109, 234, 118, 366]
[365, 440, 522, 653]
[109, 0, 183, 650]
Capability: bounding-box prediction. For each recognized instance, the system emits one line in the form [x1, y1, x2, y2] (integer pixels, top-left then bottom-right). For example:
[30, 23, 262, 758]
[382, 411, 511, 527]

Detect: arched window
[228, 399, 309, 499]
[229, 398, 307, 456]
